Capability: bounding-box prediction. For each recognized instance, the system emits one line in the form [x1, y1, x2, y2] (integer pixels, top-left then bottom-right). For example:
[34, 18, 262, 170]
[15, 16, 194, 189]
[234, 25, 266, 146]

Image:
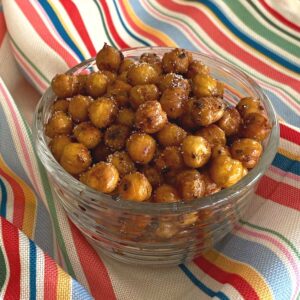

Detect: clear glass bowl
[33, 47, 279, 266]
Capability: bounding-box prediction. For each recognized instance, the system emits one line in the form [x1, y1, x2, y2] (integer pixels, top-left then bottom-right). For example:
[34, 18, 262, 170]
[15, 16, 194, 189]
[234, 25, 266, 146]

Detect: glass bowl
[33, 47, 279, 266]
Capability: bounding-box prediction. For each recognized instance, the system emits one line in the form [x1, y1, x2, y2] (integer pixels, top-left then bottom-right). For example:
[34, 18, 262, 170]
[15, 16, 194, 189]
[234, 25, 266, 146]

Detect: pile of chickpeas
[46, 44, 271, 206]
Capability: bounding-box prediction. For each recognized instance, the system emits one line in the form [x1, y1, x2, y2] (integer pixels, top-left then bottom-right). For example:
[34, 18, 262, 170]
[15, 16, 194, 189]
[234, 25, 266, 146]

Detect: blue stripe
[38, 0, 85, 62]
[179, 264, 229, 300]
[29, 239, 36, 300]
[0, 178, 7, 217]
[272, 153, 300, 176]
[71, 279, 93, 300]
[198, 0, 300, 73]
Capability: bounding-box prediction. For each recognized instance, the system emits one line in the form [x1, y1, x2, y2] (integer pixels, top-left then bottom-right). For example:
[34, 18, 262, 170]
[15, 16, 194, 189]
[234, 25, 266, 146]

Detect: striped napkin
[0, 1, 299, 299]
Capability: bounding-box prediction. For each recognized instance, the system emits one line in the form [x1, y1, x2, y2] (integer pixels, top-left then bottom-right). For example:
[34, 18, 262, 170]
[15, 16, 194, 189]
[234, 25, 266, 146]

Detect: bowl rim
[33, 46, 279, 214]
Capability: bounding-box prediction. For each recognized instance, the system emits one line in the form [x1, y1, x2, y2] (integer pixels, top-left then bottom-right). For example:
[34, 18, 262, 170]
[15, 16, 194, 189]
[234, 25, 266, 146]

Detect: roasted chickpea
[178, 98, 198, 130]
[160, 87, 187, 119]
[209, 155, 245, 188]
[119, 58, 135, 73]
[241, 112, 271, 141]
[92, 143, 111, 163]
[118, 172, 152, 201]
[163, 168, 181, 186]
[236, 97, 264, 118]
[158, 73, 190, 94]
[106, 80, 132, 107]
[49, 134, 72, 161]
[60, 143, 92, 175]
[68, 95, 92, 123]
[186, 60, 209, 78]
[96, 43, 123, 72]
[155, 146, 184, 171]
[120, 215, 150, 238]
[116, 108, 135, 127]
[85, 72, 108, 98]
[217, 107, 242, 136]
[191, 97, 226, 126]
[195, 124, 226, 147]
[104, 124, 130, 151]
[179, 212, 199, 227]
[192, 74, 219, 98]
[45, 111, 73, 138]
[88, 97, 118, 128]
[129, 84, 160, 109]
[176, 169, 205, 201]
[73, 122, 102, 149]
[127, 63, 159, 86]
[141, 165, 163, 188]
[157, 123, 187, 147]
[154, 184, 180, 203]
[77, 74, 87, 94]
[202, 171, 221, 196]
[181, 135, 211, 168]
[126, 133, 156, 164]
[231, 138, 263, 169]
[81, 162, 119, 193]
[211, 144, 231, 159]
[117, 71, 129, 82]
[51, 74, 79, 98]
[52, 99, 69, 113]
[135, 101, 167, 133]
[107, 151, 136, 176]
[216, 81, 224, 97]
[162, 48, 190, 74]
[155, 221, 178, 239]
[139, 52, 163, 75]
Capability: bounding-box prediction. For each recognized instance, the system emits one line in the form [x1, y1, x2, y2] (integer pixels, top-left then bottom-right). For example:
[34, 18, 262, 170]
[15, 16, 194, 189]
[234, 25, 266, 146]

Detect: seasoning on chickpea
[186, 60, 209, 78]
[49, 134, 72, 161]
[178, 98, 198, 130]
[217, 107, 242, 136]
[140, 52, 163, 75]
[135, 100, 167, 134]
[141, 165, 163, 188]
[96, 43, 123, 72]
[236, 97, 265, 118]
[158, 73, 190, 94]
[116, 108, 135, 127]
[51, 74, 79, 98]
[68, 95, 92, 123]
[107, 151, 136, 177]
[85, 72, 108, 98]
[162, 48, 191, 74]
[45, 111, 73, 138]
[192, 74, 219, 98]
[73, 122, 102, 149]
[195, 124, 226, 148]
[127, 63, 159, 86]
[104, 124, 130, 151]
[51, 99, 69, 113]
[101, 70, 117, 85]
[129, 84, 160, 109]
[153, 184, 180, 203]
[211, 144, 231, 159]
[106, 80, 132, 107]
[157, 123, 187, 147]
[119, 58, 135, 73]
[202, 171, 221, 196]
[155, 146, 184, 171]
[118, 172, 152, 202]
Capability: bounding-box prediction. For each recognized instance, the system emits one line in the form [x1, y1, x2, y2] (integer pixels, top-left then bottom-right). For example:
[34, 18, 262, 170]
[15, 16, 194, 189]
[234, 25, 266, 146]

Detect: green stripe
[0, 245, 7, 292]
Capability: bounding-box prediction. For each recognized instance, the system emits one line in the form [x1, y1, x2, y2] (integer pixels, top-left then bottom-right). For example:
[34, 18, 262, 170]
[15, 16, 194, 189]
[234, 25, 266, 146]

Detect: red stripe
[280, 123, 300, 146]
[0, 11, 6, 46]
[256, 176, 300, 211]
[0, 169, 25, 231]
[194, 256, 259, 300]
[159, 0, 300, 93]
[60, 0, 96, 57]
[43, 255, 58, 299]
[68, 220, 116, 300]
[259, 0, 300, 32]
[15, 0, 78, 67]
[1, 218, 21, 300]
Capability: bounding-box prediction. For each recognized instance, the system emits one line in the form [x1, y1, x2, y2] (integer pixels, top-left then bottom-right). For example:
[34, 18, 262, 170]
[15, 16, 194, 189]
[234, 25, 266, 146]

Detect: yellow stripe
[57, 267, 72, 300]
[122, 0, 177, 47]
[0, 155, 36, 239]
[204, 249, 273, 300]
[278, 147, 300, 161]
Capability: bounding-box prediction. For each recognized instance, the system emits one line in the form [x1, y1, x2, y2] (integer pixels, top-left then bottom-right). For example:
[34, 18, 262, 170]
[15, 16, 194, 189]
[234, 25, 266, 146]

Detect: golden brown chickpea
[195, 124, 226, 148]
[80, 162, 119, 193]
[240, 112, 271, 141]
[73, 122, 102, 149]
[119, 58, 135, 73]
[155, 146, 184, 171]
[118, 172, 152, 201]
[158, 73, 190, 94]
[45, 111, 73, 138]
[139, 52, 163, 75]
[157, 123, 187, 147]
[51, 74, 79, 98]
[51, 99, 69, 113]
[154, 184, 180, 203]
[135, 100, 167, 134]
[77, 74, 87, 94]
[60, 143, 92, 175]
[236, 97, 265, 118]
[216, 81, 224, 97]
[162, 48, 190, 74]
[129, 84, 160, 109]
[231, 138, 263, 169]
[209, 155, 245, 188]
[178, 98, 198, 130]
[49, 134, 72, 161]
[116, 108, 135, 127]
[92, 143, 112, 163]
[106, 80, 132, 107]
[85, 72, 108, 98]
[102, 70, 117, 84]
[186, 60, 209, 78]
[120, 215, 150, 238]
[211, 144, 231, 159]
[192, 74, 219, 98]
[202, 171, 221, 196]
[176, 169, 205, 201]
[88, 97, 118, 128]
[141, 165, 163, 188]
[160, 87, 187, 119]
[68, 95, 92, 123]
[191, 97, 226, 126]
[179, 212, 199, 227]
[96, 43, 123, 72]
[181, 135, 211, 168]
[104, 124, 130, 151]
[127, 63, 159, 86]
[126, 133, 156, 164]
[107, 151, 136, 177]
[155, 221, 178, 239]
[117, 71, 129, 82]
[217, 107, 242, 136]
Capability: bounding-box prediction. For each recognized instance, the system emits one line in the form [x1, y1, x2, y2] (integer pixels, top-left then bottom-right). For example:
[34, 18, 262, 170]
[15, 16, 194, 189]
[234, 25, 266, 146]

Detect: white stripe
[35, 246, 45, 300]
[279, 138, 300, 154]
[0, 220, 10, 298]
[19, 231, 30, 300]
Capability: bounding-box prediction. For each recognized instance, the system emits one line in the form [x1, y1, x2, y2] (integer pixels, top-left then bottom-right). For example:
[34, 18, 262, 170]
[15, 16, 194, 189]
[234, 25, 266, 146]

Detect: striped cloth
[0, 1, 299, 299]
